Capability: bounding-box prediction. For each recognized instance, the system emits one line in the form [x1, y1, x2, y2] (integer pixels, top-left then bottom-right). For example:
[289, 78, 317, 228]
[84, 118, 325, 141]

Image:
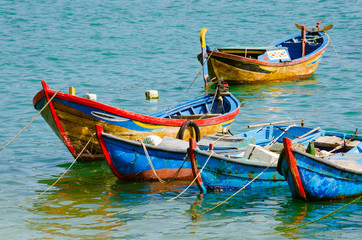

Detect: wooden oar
[248, 119, 303, 128]
[292, 127, 321, 142]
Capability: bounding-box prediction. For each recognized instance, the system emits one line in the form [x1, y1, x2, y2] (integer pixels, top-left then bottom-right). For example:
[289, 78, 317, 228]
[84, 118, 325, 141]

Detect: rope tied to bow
[1, 90, 60, 152]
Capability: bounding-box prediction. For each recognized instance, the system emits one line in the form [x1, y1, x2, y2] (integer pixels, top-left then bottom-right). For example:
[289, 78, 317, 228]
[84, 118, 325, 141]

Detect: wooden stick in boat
[292, 127, 320, 142]
[248, 119, 303, 128]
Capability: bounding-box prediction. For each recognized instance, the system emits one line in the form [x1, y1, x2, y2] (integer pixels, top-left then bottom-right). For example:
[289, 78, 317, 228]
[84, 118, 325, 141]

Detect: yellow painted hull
[33, 81, 240, 162]
[207, 51, 323, 85]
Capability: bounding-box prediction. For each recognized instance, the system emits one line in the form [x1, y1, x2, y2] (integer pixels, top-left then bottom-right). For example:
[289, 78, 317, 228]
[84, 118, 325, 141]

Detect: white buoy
[84, 93, 97, 101]
[145, 90, 159, 100]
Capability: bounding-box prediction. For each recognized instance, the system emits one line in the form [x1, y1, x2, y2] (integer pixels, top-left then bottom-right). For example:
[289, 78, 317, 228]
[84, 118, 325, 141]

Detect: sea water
[0, 0, 361, 239]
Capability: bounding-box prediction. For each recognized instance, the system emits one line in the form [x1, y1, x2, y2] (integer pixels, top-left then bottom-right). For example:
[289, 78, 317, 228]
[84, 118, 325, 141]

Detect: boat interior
[216, 33, 324, 62]
[151, 94, 232, 120]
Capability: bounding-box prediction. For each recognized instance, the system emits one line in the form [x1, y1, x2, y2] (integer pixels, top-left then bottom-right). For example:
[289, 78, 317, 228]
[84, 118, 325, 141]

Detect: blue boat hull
[97, 127, 192, 181]
[192, 150, 285, 191]
[278, 136, 362, 201]
[189, 125, 325, 192]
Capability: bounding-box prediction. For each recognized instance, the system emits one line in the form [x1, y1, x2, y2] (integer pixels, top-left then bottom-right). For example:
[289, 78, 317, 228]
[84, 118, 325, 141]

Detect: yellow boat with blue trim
[198, 21, 333, 87]
[33, 80, 240, 162]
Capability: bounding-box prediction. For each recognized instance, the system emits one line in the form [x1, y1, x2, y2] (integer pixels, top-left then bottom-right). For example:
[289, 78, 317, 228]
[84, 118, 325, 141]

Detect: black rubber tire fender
[177, 120, 201, 142]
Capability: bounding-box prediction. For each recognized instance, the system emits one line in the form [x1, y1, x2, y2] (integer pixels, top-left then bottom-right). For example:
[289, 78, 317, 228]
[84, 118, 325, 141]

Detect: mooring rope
[24, 133, 95, 203]
[326, 33, 350, 70]
[167, 151, 214, 202]
[137, 139, 165, 183]
[192, 157, 278, 219]
[199, 84, 219, 119]
[185, 51, 214, 93]
[169, 153, 189, 182]
[266, 195, 361, 235]
[0, 90, 60, 152]
[304, 32, 326, 46]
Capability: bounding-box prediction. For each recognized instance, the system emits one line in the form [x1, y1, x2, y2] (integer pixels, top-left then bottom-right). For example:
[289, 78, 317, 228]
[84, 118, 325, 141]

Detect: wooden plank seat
[313, 136, 361, 150]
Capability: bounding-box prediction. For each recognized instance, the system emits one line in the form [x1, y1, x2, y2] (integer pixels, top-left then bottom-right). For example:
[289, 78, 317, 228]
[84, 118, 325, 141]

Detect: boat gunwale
[101, 132, 189, 155]
[33, 82, 240, 127]
[289, 148, 362, 175]
[207, 33, 329, 67]
[194, 148, 278, 168]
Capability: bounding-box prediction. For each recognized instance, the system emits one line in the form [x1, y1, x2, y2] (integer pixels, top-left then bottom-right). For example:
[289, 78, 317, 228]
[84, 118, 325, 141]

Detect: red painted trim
[189, 138, 204, 191]
[95, 125, 124, 180]
[40, 80, 77, 157]
[283, 138, 307, 200]
[33, 80, 240, 127]
[207, 42, 328, 67]
[301, 26, 306, 57]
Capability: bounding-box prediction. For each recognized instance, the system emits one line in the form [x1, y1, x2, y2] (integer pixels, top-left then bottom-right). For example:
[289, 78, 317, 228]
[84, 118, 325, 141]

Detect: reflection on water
[230, 76, 321, 99]
[20, 160, 362, 239]
[226, 76, 328, 130]
[25, 161, 197, 238]
[186, 185, 362, 238]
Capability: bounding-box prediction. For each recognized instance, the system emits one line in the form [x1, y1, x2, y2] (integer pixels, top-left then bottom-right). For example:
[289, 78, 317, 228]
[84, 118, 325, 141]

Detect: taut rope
[167, 151, 214, 202]
[266, 195, 361, 235]
[185, 51, 214, 93]
[0, 90, 60, 151]
[24, 133, 95, 203]
[169, 153, 189, 182]
[192, 157, 278, 220]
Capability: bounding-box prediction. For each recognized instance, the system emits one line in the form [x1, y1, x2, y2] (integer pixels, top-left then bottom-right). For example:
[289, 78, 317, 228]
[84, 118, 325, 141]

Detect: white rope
[137, 139, 165, 183]
[326, 32, 350, 70]
[167, 151, 214, 201]
[186, 51, 214, 93]
[1, 90, 60, 151]
[193, 157, 279, 218]
[24, 133, 95, 203]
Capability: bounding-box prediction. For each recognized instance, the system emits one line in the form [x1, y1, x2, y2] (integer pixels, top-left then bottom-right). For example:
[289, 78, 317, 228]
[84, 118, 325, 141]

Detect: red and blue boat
[199, 21, 333, 87]
[189, 125, 324, 192]
[96, 125, 192, 181]
[95, 124, 253, 181]
[278, 134, 362, 201]
[33, 80, 240, 162]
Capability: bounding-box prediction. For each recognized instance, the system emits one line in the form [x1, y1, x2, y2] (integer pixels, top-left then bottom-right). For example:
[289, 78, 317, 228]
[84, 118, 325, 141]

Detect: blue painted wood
[278, 133, 362, 201]
[192, 125, 325, 192]
[99, 133, 192, 181]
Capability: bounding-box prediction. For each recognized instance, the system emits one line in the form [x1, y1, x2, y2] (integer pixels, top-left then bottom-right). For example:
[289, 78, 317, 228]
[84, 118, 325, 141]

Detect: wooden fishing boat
[96, 125, 192, 181]
[188, 124, 324, 192]
[198, 20, 333, 87]
[33, 80, 240, 162]
[278, 133, 362, 201]
[95, 125, 254, 181]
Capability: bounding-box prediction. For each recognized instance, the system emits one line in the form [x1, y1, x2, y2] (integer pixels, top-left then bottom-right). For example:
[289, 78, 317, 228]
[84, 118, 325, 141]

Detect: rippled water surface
[0, 0, 361, 239]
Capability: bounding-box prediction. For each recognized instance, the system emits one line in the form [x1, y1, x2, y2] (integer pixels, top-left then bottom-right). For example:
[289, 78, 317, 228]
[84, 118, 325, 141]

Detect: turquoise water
[0, 0, 361, 239]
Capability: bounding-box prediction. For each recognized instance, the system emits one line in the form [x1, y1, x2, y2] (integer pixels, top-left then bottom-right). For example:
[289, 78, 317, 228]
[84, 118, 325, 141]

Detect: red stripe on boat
[34, 81, 240, 127]
[95, 125, 124, 180]
[283, 137, 307, 200]
[41, 80, 77, 157]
